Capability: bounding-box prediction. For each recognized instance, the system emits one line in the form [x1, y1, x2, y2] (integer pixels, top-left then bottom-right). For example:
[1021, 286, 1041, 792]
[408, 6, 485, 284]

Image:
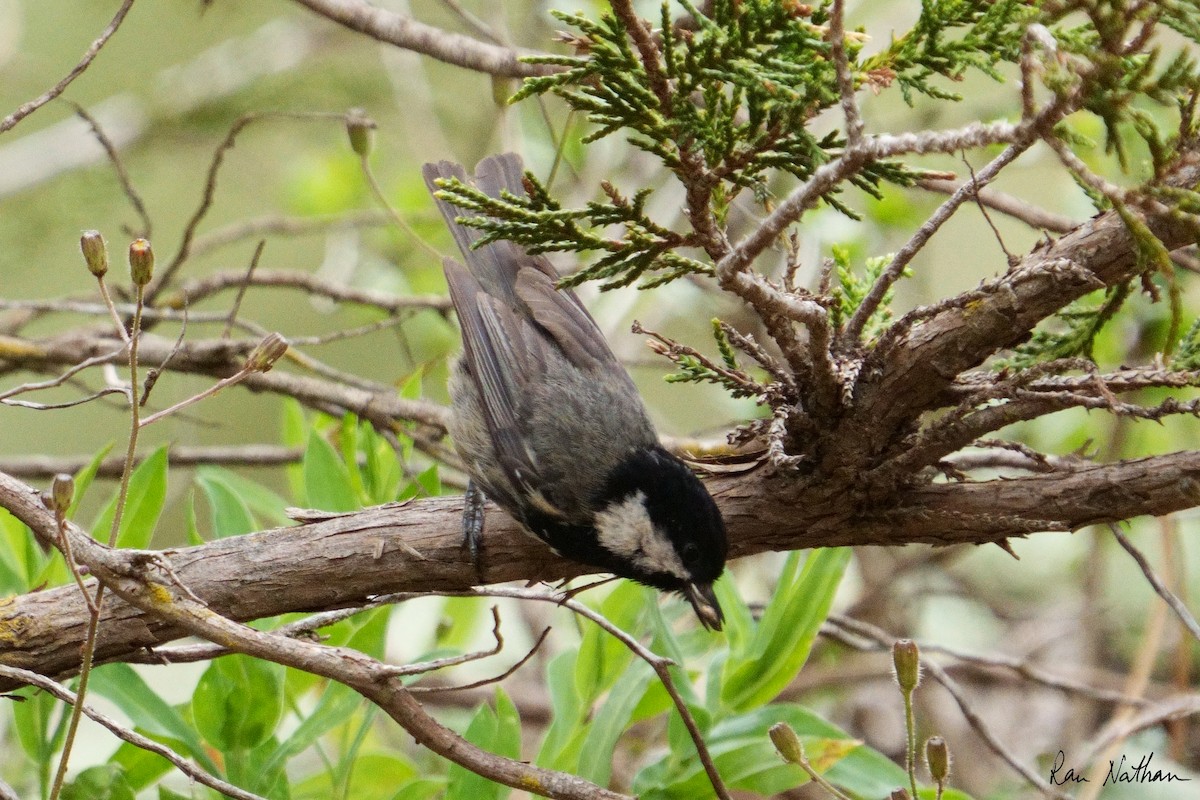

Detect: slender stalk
[48, 284, 145, 800]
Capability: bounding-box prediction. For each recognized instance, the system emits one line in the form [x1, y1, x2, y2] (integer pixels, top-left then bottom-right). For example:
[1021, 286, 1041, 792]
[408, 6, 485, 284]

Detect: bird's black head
[590, 445, 728, 629]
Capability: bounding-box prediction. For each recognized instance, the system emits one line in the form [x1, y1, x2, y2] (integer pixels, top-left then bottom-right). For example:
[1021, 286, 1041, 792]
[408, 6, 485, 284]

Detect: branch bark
[4, 451, 1200, 688]
[290, 0, 554, 78]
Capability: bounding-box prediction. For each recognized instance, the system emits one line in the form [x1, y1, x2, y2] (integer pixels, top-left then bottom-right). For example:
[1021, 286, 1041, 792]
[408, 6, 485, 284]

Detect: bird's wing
[442, 257, 544, 491]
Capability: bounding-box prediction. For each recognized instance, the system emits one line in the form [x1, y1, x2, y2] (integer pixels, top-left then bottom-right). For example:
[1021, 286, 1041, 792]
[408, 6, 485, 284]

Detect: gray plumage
[423, 155, 656, 525]
[424, 153, 727, 629]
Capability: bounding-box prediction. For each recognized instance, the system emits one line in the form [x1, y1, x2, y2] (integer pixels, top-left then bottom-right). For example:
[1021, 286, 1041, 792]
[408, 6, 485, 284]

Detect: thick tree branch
[838, 149, 1200, 474]
[0, 472, 627, 800]
[4, 451, 1200, 688]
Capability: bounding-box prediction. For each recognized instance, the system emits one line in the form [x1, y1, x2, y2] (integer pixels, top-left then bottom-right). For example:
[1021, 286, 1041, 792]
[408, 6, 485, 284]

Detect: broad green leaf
[195, 467, 291, 527]
[158, 788, 190, 800]
[389, 777, 447, 800]
[91, 663, 219, 774]
[110, 739, 174, 792]
[196, 469, 257, 538]
[184, 490, 204, 546]
[302, 429, 358, 512]
[575, 581, 648, 704]
[398, 463, 441, 501]
[339, 753, 419, 798]
[193, 654, 286, 751]
[90, 445, 169, 549]
[712, 570, 753, 654]
[536, 650, 585, 771]
[362, 422, 402, 503]
[634, 703, 875, 800]
[61, 765, 135, 800]
[281, 397, 308, 502]
[67, 441, 116, 520]
[262, 682, 362, 776]
[338, 412, 368, 503]
[446, 691, 515, 800]
[721, 548, 850, 710]
[0, 506, 42, 593]
[577, 660, 654, 785]
[11, 684, 59, 765]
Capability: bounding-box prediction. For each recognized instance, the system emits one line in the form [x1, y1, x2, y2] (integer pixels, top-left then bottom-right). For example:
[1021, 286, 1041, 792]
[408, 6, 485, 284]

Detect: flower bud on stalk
[80, 230, 108, 278]
[129, 239, 154, 287]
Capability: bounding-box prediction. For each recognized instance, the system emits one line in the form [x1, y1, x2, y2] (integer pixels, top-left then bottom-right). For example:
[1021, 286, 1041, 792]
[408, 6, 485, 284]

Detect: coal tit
[424, 154, 728, 629]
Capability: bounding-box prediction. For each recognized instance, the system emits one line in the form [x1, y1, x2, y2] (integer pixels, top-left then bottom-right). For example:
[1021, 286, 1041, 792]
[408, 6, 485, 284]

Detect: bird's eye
[680, 542, 699, 565]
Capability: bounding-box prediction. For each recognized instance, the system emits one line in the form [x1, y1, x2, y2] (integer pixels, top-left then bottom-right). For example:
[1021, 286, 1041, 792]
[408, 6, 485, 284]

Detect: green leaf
[361, 422, 402, 504]
[389, 777, 448, 800]
[575, 581, 648, 703]
[109, 739, 174, 792]
[184, 490, 205, 546]
[11, 683, 60, 766]
[196, 466, 291, 527]
[90, 445, 169, 549]
[634, 703, 896, 800]
[196, 469, 257, 538]
[721, 548, 850, 711]
[281, 397, 309, 502]
[577, 660, 655, 785]
[67, 441, 116, 520]
[0, 506, 44, 593]
[91, 663, 220, 774]
[446, 689, 521, 800]
[261, 682, 362, 776]
[302, 429, 358, 512]
[536, 650, 585, 772]
[338, 412, 368, 504]
[61, 765, 135, 800]
[193, 654, 286, 752]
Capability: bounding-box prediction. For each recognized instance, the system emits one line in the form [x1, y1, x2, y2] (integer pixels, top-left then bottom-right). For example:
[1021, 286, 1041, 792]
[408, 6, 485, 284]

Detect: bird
[423, 153, 728, 630]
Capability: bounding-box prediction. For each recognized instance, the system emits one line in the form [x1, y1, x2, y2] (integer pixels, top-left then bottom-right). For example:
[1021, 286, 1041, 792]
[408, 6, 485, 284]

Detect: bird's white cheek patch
[594, 491, 687, 580]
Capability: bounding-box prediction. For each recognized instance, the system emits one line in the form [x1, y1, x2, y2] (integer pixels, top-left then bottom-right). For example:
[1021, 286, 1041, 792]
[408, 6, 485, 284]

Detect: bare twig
[0, 0, 137, 134]
[410, 586, 734, 800]
[828, 616, 1069, 800]
[222, 240, 266, 339]
[289, 0, 551, 77]
[149, 111, 345, 301]
[71, 102, 151, 238]
[412, 626, 552, 694]
[1109, 523, 1200, 645]
[917, 179, 1077, 234]
[0, 477, 630, 800]
[0, 664, 266, 800]
[160, 268, 450, 314]
[828, 0, 864, 147]
[189, 209, 392, 257]
[843, 141, 1031, 343]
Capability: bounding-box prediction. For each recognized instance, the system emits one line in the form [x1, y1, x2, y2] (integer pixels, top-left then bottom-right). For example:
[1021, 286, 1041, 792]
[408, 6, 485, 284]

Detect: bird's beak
[684, 582, 724, 631]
